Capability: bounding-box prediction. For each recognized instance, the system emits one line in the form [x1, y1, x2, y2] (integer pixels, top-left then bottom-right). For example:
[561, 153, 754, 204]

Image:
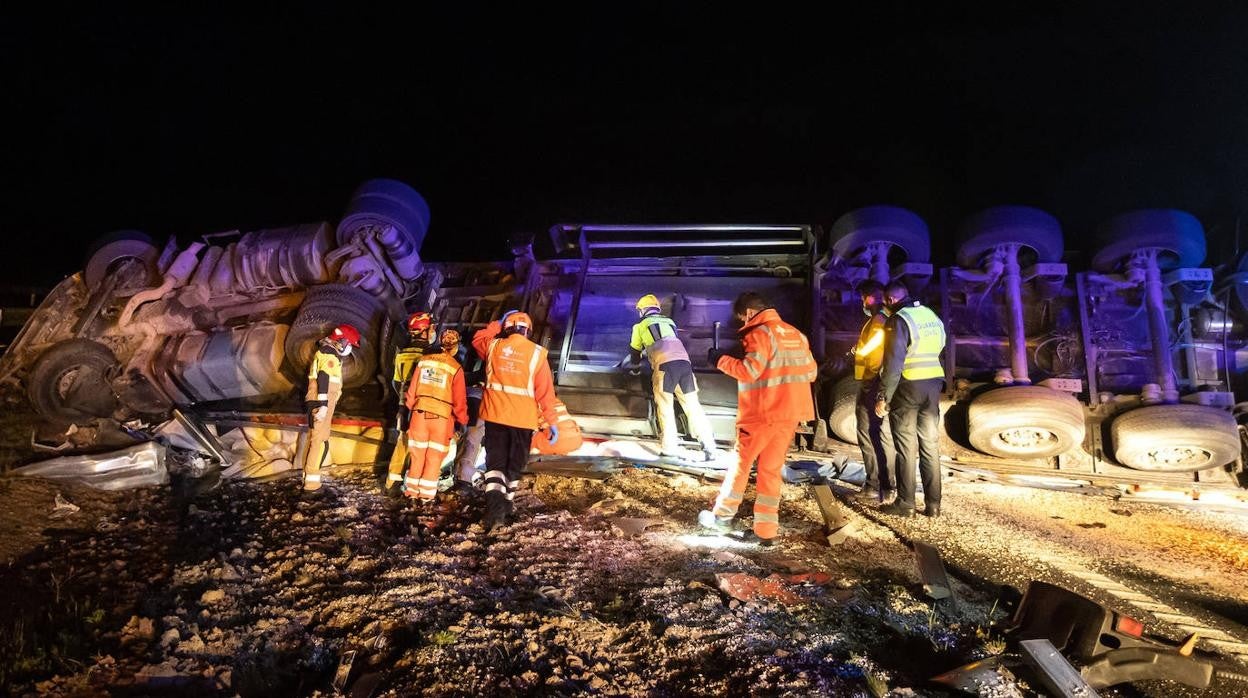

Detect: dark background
[2, 3, 1246, 286]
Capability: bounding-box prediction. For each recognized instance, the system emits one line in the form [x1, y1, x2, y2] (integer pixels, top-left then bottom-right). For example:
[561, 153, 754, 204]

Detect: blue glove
[500, 310, 518, 325]
[547, 424, 560, 445]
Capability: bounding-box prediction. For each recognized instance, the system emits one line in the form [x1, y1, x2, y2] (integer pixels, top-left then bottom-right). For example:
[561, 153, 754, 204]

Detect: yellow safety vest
[853, 313, 887, 380]
[393, 345, 425, 383]
[629, 314, 690, 367]
[896, 304, 946, 381]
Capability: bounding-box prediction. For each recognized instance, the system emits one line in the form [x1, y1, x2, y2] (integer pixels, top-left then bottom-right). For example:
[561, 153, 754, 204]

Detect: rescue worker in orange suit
[852, 280, 896, 503]
[303, 324, 361, 492]
[625, 294, 719, 462]
[531, 399, 583, 455]
[875, 281, 947, 518]
[403, 328, 468, 505]
[472, 310, 560, 531]
[385, 312, 435, 492]
[699, 293, 817, 545]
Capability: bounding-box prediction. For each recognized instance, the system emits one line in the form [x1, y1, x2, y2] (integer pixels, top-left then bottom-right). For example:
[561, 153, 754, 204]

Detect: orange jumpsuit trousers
[711, 422, 795, 539]
[405, 410, 454, 501]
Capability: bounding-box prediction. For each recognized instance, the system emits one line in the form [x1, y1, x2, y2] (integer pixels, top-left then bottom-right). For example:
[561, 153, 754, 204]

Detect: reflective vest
[630, 314, 690, 367]
[393, 345, 425, 384]
[305, 347, 343, 401]
[482, 333, 548, 429]
[896, 304, 946, 380]
[410, 352, 462, 419]
[532, 401, 583, 455]
[853, 313, 887, 380]
[722, 309, 817, 425]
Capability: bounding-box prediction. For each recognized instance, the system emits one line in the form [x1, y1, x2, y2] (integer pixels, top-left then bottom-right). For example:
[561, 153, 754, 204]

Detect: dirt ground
[1, 461, 1246, 697]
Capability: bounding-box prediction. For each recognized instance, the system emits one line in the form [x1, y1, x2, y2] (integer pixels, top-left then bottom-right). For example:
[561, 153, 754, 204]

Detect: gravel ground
[2, 460, 1246, 697]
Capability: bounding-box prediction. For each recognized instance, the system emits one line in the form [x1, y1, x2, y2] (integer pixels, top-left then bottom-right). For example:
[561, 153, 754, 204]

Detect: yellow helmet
[635, 294, 661, 313]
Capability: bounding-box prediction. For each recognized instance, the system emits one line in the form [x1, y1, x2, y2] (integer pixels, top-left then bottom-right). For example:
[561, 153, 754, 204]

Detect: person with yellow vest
[471, 310, 560, 531]
[875, 281, 946, 518]
[384, 312, 436, 492]
[626, 294, 718, 461]
[531, 399, 583, 455]
[699, 292, 817, 546]
[303, 324, 361, 492]
[402, 328, 468, 504]
[851, 280, 896, 503]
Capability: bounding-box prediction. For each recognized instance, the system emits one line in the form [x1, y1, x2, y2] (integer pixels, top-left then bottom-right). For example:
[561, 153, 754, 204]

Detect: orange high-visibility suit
[712, 308, 816, 540]
[472, 320, 559, 525]
[402, 350, 467, 500]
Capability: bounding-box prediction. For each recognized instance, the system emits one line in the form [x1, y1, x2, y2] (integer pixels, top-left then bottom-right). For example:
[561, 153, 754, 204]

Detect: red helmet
[329, 324, 362, 347]
[407, 312, 433, 333]
[503, 311, 533, 333]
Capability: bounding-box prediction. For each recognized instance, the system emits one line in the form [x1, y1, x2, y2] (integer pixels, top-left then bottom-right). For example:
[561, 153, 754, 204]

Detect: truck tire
[83, 230, 159, 290]
[830, 206, 931, 264]
[27, 339, 121, 425]
[336, 178, 431, 248]
[967, 385, 1086, 459]
[1111, 404, 1239, 472]
[1091, 209, 1206, 273]
[284, 284, 385, 389]
[829, 376, 860, 444]
[956, 206, 1064, 269]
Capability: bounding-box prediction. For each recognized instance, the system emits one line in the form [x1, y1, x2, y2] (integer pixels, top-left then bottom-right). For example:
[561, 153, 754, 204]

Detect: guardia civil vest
[629, 314, 690, 367]
[411, 352, 462, 419]
[896, 304, 946, 380]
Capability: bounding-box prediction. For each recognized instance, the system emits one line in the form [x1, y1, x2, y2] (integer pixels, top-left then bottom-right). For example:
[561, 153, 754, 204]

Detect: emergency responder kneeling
[402, 328, 468, 507]
[875, 281, 947, 518]
[624, 294, 719, 462]
[385, 312, 435, 493]
[302, 324, 361, 492]
[472, 310, 560, 533]
[700, 292, 817, 546]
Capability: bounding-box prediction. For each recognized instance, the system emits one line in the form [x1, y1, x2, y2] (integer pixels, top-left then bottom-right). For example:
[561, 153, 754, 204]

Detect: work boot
[880, 502, 914, 518]
[922, 503, 941, 518]
[881, 489, 898, 505]
[737, 530, 779, 549]
[853, 489, 879, 504]
[698, 509, 734, 534]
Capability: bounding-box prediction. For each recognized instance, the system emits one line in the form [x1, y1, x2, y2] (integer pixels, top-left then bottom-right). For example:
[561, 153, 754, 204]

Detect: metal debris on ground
[913, 541, 953, 601]
[714, 572, 804, 605]
[17, 441, 169, 489]
[1019, 638, 1100, 698]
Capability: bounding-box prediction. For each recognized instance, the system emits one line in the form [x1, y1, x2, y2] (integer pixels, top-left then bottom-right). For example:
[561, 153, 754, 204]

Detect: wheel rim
[1139, 445, 1213, 469]
[996, 426, 1061, 451]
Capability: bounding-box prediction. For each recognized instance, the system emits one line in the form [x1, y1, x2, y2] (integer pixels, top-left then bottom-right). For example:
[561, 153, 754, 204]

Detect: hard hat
[329, 324, 362, 347]
[440, 329, 460, 350]
[503, 311, 533, 332]
[407, 312, 433, 333]
[635, 294, 661, 312]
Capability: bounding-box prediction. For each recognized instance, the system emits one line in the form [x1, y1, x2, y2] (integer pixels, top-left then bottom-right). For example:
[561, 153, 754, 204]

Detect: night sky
[2, 4, 1246, 287]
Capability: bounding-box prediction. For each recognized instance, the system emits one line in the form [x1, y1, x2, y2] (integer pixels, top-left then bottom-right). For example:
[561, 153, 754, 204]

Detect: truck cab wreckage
[1, 182, 1246, 497]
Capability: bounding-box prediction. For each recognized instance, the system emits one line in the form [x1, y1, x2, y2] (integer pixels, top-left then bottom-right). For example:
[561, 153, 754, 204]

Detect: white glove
[314, 406, 328, 421]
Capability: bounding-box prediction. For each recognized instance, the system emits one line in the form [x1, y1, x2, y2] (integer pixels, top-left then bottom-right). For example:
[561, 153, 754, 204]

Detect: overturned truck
[2, 183, 1245, 491]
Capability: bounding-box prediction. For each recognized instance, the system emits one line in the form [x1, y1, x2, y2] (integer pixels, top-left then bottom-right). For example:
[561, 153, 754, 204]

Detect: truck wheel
[1112, 404, 1239, 471]
[336, 178, 431, 248]
[83, 230, 159, 291]
[956, 206, 1064, 269]
[829, 376, 860, 444]
[27, 339, 121, 425]
[1091, 209, 1206, 273]
[967, 385, 1086, 459]
[285, 284, 385, 389]
[830, 206, 931, 264]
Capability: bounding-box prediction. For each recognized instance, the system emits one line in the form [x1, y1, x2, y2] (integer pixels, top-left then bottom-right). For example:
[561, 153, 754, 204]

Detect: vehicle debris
[49, 492, 80, 518]
[17, 440, 168, 489]
[912, 541, 953, 601]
